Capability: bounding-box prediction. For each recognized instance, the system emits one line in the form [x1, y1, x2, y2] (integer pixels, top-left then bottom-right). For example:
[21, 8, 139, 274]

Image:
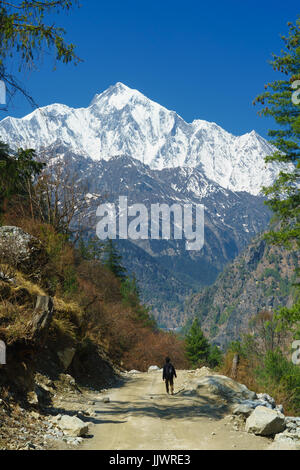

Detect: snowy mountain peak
[0, 83, 289, 195]
[89, 82, 139, 109]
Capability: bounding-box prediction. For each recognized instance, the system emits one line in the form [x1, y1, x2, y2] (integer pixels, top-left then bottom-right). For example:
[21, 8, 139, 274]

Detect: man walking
[163, 357, 177, 395]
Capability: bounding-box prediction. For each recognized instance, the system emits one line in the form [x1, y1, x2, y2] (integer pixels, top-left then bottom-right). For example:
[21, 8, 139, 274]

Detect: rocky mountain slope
[43, 151, 271, 327]
[184, 236, 299, 347]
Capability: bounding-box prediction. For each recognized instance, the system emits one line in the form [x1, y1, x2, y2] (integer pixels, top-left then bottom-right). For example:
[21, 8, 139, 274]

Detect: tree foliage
[0, 140, 44, 216]
[185, 318, 210, 367]
[254, 18, 300, 328]
[102, 239, 127, 281]
[0, 0, 81, 106]
[254, 17, 300, 251]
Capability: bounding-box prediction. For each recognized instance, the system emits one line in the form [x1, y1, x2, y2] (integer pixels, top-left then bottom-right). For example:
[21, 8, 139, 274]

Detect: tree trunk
[231, 353, 239, 379]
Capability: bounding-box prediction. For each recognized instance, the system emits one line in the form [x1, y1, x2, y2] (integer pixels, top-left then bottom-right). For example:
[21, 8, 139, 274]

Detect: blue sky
[2, 0, 300, 138]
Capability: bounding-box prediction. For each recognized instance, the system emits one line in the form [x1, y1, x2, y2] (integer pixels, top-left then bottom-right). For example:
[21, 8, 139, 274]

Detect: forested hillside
[184, 235, 299, 347]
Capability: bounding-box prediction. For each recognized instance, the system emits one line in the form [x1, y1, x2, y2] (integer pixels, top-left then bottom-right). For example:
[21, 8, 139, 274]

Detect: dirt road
[81, 370, 272, 450]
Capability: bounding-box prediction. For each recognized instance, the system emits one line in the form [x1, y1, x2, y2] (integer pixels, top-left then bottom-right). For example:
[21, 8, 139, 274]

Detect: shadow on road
[94, 394, 229, 421]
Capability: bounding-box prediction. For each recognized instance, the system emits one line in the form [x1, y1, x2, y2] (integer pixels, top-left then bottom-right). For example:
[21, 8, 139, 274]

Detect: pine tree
[102, 239, 127, 281]
[185, 318, 210, 367]
[254, 18, 300, 326]
[78, 236, 104, 261]
[254, 18, 300, 250]
[208, 345, 223, 369]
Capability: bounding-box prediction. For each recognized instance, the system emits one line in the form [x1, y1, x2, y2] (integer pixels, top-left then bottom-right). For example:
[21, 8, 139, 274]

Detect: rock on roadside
[195, 375, 257, 402]
[148, 366, 160, 372]
[232, 404, 253, 418]
[56, 415, 89, 437]
[245, 406, 285, 436]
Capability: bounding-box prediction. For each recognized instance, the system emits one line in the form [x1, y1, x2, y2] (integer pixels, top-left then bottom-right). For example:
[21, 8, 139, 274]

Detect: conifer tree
[185, 318, 210, 367]
[78, 236, 104, 261]
[102, 238, 127, 281]
[254, 18, 300, 250]
[254, 17, 300, 326]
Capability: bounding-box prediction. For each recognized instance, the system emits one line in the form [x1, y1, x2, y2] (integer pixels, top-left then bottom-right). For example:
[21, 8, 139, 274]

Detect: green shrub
[255, 349, 300, 415]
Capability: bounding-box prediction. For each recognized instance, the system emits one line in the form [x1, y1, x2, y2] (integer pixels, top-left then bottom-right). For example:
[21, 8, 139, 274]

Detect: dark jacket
[163, 362, 177, 380]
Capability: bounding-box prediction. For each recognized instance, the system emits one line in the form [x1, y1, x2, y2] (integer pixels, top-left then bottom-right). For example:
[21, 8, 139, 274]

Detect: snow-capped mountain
[0, 83, 284, 327]
[0, 82, 281, 195]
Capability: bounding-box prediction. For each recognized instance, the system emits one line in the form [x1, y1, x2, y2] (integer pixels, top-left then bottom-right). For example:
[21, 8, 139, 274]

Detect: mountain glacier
[0, 82, 281, 195]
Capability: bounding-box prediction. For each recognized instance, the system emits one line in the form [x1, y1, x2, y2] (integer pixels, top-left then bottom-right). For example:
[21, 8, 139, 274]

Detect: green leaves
[0, 140, 45, 214]
[0, 1, 81, 105]
[254, 18, 300, 252]
[102, 239, 127, 281]
[185, 318, 210, 367]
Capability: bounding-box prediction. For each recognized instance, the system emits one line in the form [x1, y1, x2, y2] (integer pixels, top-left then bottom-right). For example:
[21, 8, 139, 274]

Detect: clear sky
[2, 0, 300, 138]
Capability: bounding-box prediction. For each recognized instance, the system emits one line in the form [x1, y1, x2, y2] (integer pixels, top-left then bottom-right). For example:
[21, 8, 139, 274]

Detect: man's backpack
[165, 363, 173, 379]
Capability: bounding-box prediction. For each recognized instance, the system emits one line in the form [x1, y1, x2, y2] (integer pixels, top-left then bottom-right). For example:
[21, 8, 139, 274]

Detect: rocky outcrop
[29, 296, 54, 346]
[0, 226, 48, 279]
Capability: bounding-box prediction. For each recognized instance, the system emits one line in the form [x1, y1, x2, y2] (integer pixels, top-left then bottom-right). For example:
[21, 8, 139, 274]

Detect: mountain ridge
[0, 83, 289, 328]
[184, 234, 299, 347]
[0, 82, 287, 195]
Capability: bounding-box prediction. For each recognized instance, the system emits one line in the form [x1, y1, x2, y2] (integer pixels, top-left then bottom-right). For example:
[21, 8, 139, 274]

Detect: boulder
[29, 296, 54, 345]
[60, 373, 76, 386]
[269, 432, 300, 450]
[275, 405, 284, 414]
[256, 393, 276, 409]
[285, 416, 300, 425]
[128, 370, 142, 374]
[245, 406, 286, 436]
[57, 415, 89, 437]
[0, 226, 48, 278]
[148, 365, 160, 372]
[34, 383, 52, 406]
[195, 375, 257, 402]
[27, 391, 39, 405]
[238, 398, 273, 410]
[232, 404, 253, 418]
[57, 347, 76, 371]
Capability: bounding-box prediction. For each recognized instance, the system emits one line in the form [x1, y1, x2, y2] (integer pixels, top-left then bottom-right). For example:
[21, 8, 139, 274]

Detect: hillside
[20, 151, 271, 328]
[184, 235, 299, 348]
[0, 223, 188, 394]
[0, 82, 293, 327]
